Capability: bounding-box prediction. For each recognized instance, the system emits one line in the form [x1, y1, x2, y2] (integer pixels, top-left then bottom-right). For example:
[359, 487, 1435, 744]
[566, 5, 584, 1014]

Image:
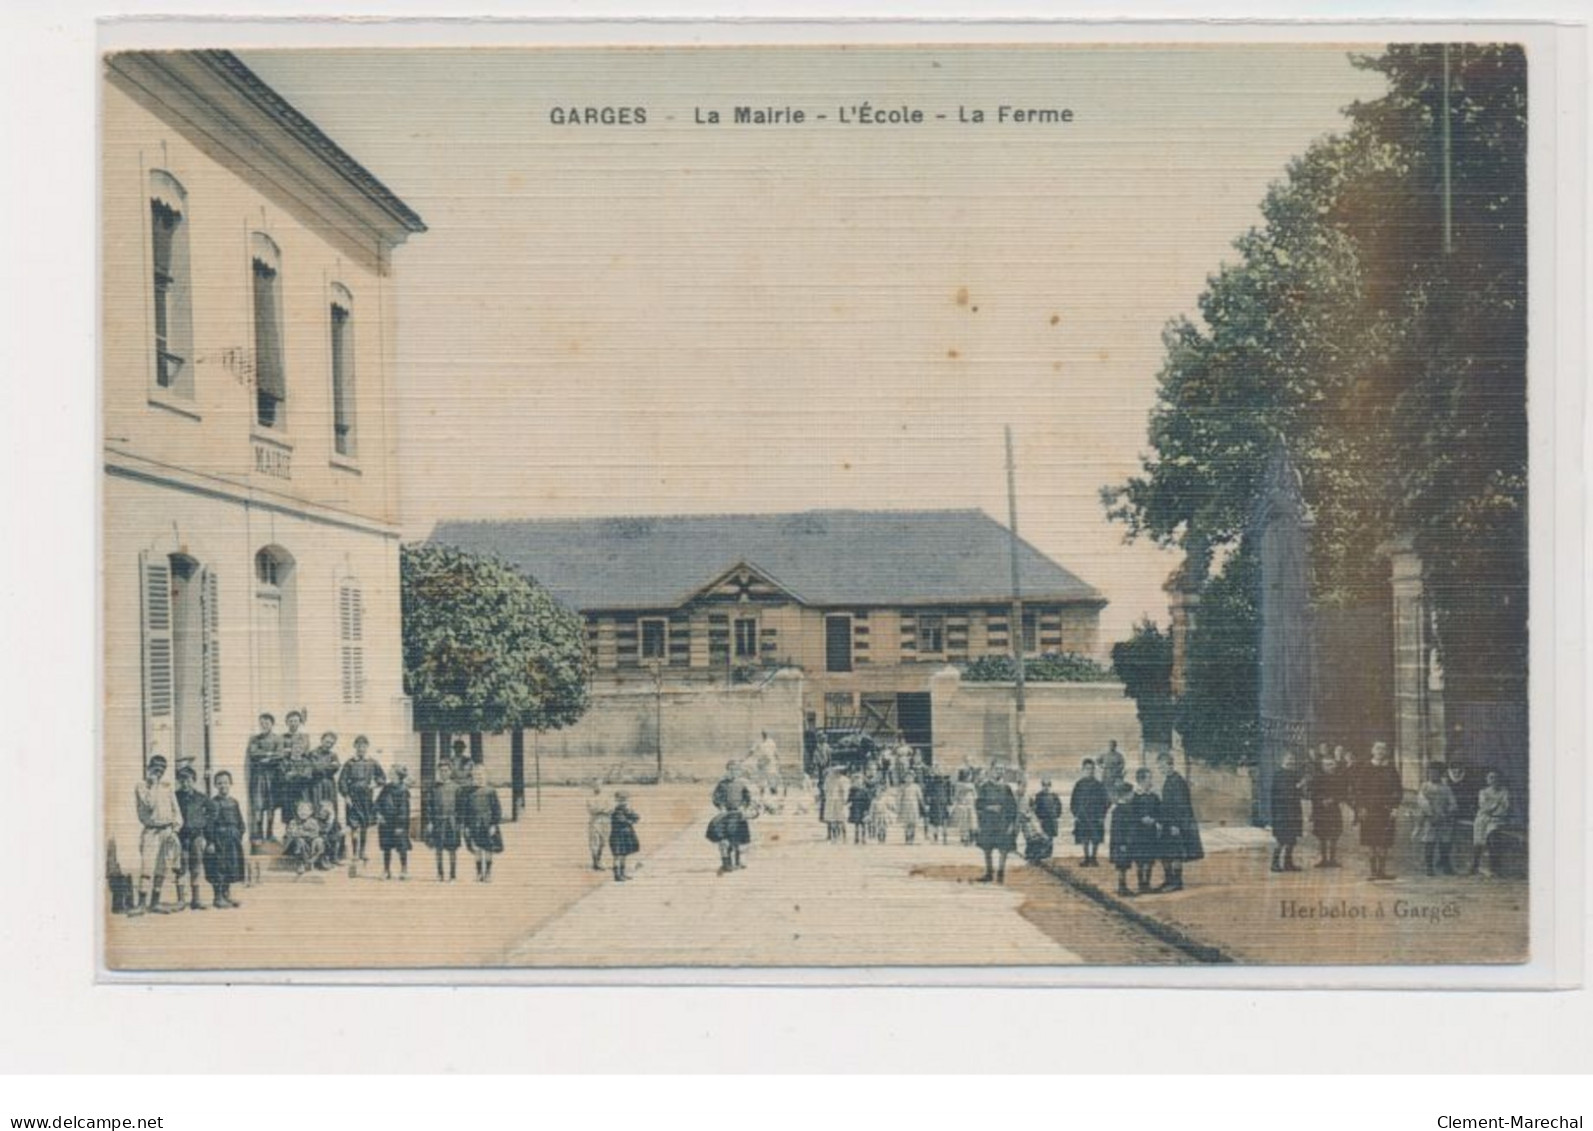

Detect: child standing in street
[585, 784, 611, 872]
[607, 791, 640, 882]
[1414, 762, 1459, 876]
[428, 763, 461, 882]
[131, 755, 183, 916]
[205, 771, 246, 909]
[1105, 781, 1135, 897]
[173, 764, 211, 911]
[1471, 770, 1510, 877]
[462, 764, 503, 883]
[376, 766, 413, 880]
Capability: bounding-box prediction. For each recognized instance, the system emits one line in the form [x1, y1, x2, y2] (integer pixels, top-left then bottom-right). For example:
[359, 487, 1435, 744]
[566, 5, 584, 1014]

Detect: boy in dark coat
[461, 764, 502, 882]
[244, 713, 282, 844]
[1032, 779, 1063, 840]
[428, 762, 462, 882]
[607, 791, 640, 882]
[1070, 759, 1109, 866]
[710, 763, 753, 872]
[205, 771, 246, 908]
[1125, 768, 1162, 894]
[337, 735, 385, 864]
[1270, 751, 1306, 873]
[376, 766, 413, 881]
[1104, 781, 1136, 896]
[974, 773, 1019, 884]
[1154, 751, 1203, 892]
[1308, 754, 1346, 868]
[174, 764, 212, 910]
[1359, 742, 1404, 881]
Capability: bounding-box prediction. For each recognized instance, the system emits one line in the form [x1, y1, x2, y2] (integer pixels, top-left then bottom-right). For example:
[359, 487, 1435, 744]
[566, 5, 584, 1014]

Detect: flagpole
[1004, 425, 1028, 779]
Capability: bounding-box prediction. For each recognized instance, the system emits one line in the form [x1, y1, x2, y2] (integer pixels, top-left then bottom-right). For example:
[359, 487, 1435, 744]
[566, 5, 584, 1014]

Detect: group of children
[127, 755, 247, 916]
[123, 726, 521, 916]
[1269, 741, 1513, 882]
[818, 763, 948, 846]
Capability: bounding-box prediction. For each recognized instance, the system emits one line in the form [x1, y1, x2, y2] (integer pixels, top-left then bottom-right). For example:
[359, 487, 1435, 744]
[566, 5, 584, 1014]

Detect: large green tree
[401, 543, 591, 734]
[1105, 44, 1527, 744]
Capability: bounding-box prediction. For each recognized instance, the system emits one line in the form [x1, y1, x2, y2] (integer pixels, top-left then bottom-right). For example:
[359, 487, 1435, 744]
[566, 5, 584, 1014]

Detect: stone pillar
[1253, 446, 1314, 828]
[1388, 535, 1435, 790]
[1166, 566, 1201, 780]
[1166, 569, 1200, 700]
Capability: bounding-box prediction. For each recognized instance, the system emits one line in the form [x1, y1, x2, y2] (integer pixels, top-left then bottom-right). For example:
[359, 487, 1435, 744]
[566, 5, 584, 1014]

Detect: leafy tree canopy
[401, 543, 591, 734]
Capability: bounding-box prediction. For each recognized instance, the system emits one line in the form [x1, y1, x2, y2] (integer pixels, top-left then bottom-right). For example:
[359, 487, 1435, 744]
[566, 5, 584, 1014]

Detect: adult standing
[1359, 742, 1404, 881]
[1269, 751, 1306, 873]
[974, 771, 1019, 884]
[1154, 751, 1203, 892]
[1098, 740, 1127, 796]
[244, 713, 282, 844]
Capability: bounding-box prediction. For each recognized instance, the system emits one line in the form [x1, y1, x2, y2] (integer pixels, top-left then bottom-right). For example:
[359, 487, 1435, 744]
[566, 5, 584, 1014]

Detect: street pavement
[507, 796, 1086, 967]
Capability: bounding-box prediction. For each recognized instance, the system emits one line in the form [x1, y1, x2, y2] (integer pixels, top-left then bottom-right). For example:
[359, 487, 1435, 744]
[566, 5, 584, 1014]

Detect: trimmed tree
[1110, 620, 1175, 749]
[401, 543, 591, 736]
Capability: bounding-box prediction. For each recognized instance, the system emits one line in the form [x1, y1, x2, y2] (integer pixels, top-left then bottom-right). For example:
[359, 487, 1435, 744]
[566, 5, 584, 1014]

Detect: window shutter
[339, 582, 364, 706]
[202, 568, 221, 720]
[140, 553, 173, 721]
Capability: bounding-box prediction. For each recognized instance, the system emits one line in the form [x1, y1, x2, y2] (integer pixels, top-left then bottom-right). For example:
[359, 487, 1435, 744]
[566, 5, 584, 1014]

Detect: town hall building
[102, 51, 426, 860]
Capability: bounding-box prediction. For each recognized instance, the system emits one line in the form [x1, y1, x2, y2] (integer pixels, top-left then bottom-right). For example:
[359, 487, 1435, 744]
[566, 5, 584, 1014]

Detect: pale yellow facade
[101, 52, 424, 865]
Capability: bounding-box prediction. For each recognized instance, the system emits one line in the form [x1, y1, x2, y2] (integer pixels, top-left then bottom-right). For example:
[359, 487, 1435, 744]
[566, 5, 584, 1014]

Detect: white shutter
[140, 553, 173, 721]
[202, 567, 221, 720]
[339, 581, 364, 706]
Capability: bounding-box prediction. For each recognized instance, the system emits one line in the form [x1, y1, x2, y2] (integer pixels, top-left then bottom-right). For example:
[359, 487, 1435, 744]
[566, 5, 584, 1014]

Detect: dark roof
[203, 51, 427, 234]
[428, 509, 1105, 612]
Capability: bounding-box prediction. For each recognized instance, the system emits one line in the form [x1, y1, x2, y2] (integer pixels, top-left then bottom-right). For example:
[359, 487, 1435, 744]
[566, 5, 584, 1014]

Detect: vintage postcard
[101, 34, 1544, 975]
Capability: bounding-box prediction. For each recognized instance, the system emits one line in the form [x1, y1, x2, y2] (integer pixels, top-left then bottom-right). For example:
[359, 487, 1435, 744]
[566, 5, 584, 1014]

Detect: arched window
[149, 171, 194, 397]
[329, 283, 356, 457]
[253, 545, 297, 713]
[250, 233, 286, 429]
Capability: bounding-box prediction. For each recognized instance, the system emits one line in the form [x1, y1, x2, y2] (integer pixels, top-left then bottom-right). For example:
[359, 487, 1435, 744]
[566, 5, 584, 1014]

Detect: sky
[242, 44, 1389, 651]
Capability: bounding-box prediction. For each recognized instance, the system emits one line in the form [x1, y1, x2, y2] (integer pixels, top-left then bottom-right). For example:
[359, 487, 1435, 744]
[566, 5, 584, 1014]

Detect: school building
[102, 51, 426, 858]
[429, 509, 1108, 767]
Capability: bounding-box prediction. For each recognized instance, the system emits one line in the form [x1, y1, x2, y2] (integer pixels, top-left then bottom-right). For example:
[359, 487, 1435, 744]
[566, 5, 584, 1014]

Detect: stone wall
[927, 667, 1142, 779]
[474, 669, 806, 785]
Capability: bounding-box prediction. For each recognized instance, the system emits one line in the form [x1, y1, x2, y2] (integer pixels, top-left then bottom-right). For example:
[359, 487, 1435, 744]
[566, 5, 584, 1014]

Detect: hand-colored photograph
[100, 41, 1529, 971]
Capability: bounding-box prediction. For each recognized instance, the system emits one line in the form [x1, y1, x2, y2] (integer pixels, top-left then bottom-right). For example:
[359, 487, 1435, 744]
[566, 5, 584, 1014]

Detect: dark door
[897, 692, 933, 764]
[825, 615, 853, 673]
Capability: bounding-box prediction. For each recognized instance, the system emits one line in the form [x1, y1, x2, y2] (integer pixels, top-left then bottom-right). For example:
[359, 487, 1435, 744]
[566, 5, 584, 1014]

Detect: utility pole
[1441, 44, 1454, 255]
[1004, 425, 1028, 778]
[652, 660, 665, 782]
